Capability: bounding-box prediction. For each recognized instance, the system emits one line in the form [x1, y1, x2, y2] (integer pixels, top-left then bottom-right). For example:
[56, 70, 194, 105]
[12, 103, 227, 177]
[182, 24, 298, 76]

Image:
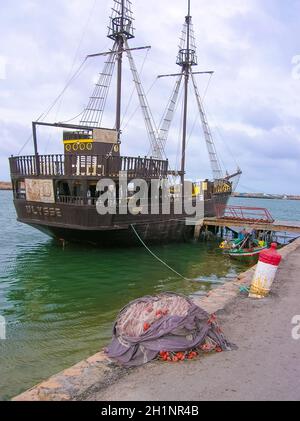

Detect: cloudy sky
[0, 0, 300, 194]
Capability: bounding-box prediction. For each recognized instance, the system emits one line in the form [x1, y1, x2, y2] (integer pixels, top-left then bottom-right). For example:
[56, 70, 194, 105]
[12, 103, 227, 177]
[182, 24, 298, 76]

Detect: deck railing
[9, 154, 169, 179]
[57, 195, 103, 206]
[215, 205, 274, 223]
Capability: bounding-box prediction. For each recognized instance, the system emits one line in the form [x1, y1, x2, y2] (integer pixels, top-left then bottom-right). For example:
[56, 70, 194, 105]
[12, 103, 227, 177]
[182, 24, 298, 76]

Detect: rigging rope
[131, 225, 189, 281]
[65, 0, 98, 82]
[161, 71, 213, 175]
[204, 108, 240, 171]
[122, 77, 158, 132]
[16, 58, 87, 156]
[42, 58, 88, 122]
[194, 104, 227, 176]
[17, 112, 44, 156]
[17, 0, 98, 156]
[124, 39, 165, 159]
[185, 83, 200, 152]
[48, 0, 99, 125]
[60, 110, 85, 124]
[195, 71, 239, 173]
[175, 83, 185, 173]
[17, 134, 33, 156]
[121, 47, 150, 127]
[202, 73, 213, 102]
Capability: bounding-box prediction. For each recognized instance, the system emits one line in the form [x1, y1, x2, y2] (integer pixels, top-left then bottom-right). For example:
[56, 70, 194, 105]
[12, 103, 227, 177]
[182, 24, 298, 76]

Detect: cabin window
[88, 184, 97, 198]
[56, 182, 72, 204]
[16, 180, 26, 199]
[87, 183, 99, 205]
[73, 183, 84, 197]
[57, 182, 70, 197]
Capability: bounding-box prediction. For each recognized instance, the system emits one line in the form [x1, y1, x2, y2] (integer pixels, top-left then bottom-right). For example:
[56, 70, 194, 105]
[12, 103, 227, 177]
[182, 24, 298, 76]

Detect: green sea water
[0, 190, 299, 400]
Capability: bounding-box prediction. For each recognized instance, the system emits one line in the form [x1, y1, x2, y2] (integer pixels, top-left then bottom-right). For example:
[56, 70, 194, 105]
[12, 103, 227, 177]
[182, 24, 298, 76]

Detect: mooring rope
[130, 225, 190, 281]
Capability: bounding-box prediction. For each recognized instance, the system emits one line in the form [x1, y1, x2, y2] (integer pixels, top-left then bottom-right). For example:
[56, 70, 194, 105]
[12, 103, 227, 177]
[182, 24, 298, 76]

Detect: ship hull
[13, 192, 231, 247]
[26, 219, 194, 247]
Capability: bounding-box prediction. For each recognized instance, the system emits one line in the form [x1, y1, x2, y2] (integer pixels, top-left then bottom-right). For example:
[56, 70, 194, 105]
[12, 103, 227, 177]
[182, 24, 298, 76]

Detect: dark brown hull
[13, 192, 230, 247]
[27, 219, 194, 247]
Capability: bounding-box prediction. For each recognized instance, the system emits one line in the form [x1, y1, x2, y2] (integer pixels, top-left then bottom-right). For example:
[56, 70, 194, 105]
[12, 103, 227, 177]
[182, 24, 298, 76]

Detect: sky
[0, 0, 300, 194]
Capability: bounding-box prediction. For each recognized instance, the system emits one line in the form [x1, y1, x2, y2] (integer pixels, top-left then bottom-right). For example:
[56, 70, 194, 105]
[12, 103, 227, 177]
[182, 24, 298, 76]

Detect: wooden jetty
[201, 205, 300, 234]
[204, 218, 300, 234]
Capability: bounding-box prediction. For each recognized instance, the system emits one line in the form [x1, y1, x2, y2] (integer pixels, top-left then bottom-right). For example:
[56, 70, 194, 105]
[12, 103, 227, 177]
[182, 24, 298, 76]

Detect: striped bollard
[249, 243, 282, 299]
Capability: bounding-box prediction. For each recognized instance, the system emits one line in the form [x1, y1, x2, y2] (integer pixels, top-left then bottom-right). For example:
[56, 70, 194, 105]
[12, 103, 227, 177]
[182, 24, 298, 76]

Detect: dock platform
[204, 218, 300, 233]
[203, 205, 300, 234]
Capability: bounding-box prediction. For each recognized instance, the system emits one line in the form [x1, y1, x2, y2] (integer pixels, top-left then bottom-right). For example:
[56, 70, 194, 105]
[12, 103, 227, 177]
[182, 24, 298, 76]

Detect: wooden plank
[203, 217, 300, 233]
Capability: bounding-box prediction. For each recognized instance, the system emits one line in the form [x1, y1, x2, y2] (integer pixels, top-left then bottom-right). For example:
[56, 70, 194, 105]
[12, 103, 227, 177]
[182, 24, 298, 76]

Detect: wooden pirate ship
[9, 0, 241, 246]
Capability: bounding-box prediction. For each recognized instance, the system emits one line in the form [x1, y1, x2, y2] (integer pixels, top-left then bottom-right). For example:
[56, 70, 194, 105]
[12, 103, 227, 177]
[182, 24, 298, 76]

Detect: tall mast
[80, 0, 135, 130]
[157, 1, 230, 181]
[177, 0, 196, 186]
[182, 0, 190, 186]
[80, 1, 163, 158]
[107, 0, 135, 140]
[115, 1, 125, 139]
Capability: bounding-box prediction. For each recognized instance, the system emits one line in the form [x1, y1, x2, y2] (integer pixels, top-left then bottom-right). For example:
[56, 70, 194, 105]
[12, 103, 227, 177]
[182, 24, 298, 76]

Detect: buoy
[249, 243, 282, 299]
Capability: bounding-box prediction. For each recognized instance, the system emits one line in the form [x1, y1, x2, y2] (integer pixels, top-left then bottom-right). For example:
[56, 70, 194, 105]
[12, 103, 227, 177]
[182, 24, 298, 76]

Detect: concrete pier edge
[13, 237, 300, 401]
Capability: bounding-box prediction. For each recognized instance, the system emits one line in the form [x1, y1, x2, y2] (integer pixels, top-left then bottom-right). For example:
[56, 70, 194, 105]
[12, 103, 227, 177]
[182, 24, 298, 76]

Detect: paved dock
[87, 243, 300, 401]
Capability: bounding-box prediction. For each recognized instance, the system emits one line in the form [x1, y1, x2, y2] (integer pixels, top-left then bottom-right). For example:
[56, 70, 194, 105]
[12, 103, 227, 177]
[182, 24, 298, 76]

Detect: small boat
[219, 238, 243, 250]
[224, 244, 268, 259]
[221, 236, 268, 260]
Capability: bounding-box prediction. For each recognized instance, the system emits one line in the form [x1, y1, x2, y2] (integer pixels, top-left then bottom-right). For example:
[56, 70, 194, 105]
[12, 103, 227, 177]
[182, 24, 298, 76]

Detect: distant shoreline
[0, 182, 299, 199]
[0, 182, 12, 190]
[232, 194, 300, 201]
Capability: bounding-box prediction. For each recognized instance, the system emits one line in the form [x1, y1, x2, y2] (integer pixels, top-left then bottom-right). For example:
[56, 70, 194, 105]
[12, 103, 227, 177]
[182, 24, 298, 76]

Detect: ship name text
[25, 205, 62, 218]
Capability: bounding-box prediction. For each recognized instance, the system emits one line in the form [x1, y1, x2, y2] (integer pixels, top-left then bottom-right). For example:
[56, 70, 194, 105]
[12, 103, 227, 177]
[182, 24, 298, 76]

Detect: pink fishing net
[116, 294, 190, 338]
[106, 292, 234, 367]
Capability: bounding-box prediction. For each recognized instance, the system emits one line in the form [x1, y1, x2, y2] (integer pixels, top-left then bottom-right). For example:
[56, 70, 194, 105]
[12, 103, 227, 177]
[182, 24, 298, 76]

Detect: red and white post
[249, 243, 282, 299]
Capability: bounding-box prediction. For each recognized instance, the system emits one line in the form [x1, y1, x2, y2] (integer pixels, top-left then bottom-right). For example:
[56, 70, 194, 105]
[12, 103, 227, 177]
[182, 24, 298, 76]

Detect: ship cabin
[9, 122, 169, 211]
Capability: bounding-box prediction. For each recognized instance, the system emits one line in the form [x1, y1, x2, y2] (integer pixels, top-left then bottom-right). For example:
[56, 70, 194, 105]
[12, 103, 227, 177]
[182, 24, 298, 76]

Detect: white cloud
[292, 55, 300, 80]
[0, 56, 7, 80]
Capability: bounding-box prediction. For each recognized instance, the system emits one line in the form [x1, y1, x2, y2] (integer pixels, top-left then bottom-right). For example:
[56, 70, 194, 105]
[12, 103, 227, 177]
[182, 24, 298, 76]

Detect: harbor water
[0, 190, 299, 400]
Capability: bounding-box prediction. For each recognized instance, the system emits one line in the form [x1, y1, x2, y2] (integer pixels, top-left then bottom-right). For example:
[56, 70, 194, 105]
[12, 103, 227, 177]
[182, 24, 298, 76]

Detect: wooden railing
[9, 154, 169, 179]
[215, 205, 275, 223]
[57, 195, 98, 206]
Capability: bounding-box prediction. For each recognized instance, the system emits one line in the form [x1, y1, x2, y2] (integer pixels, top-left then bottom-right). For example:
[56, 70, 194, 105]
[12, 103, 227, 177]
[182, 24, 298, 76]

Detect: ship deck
[9, 154, 169, 180]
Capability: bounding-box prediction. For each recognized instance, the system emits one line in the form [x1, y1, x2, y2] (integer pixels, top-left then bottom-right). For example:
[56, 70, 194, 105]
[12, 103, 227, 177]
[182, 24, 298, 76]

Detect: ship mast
[79, 0, 136, 132]
[108, 0, 135, 141]
[79, 0, 165, 158]
[180, 0, 193, 186]
[115, 0, 125, 139]
[157, 0, 230, 182]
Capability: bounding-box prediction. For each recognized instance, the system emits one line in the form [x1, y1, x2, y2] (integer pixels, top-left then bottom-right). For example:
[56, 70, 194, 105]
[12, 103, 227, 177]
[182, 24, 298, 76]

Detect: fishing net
[106, 292, 233, 367]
